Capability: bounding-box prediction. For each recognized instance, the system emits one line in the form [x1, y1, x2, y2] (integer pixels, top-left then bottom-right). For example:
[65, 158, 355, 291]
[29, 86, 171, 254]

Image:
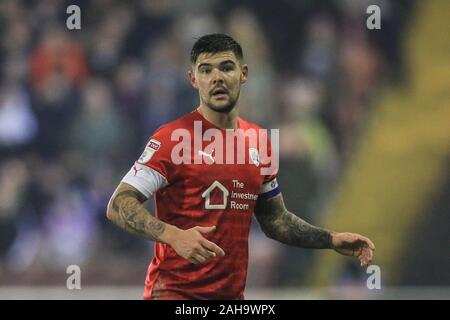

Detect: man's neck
[197, 104, 239, 129]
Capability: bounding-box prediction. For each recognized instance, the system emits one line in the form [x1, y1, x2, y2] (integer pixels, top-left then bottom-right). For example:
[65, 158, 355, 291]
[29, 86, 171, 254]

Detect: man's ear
[240, 64, 248, 84]
[188, 68, 198, 89]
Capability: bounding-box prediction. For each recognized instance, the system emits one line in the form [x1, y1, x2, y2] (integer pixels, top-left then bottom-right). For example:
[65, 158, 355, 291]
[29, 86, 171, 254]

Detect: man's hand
[330, 232, 376, 267]
[161, 225, 226, 265]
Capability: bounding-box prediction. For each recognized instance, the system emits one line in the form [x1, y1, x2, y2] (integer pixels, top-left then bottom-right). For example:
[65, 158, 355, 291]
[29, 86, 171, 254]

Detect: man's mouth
[211, 88, 228, 97]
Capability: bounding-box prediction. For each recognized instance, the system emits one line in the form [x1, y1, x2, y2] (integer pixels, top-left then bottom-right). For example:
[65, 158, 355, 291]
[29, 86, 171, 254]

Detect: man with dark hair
[107, 33, 375, 300]
[190, 33, 244, 64]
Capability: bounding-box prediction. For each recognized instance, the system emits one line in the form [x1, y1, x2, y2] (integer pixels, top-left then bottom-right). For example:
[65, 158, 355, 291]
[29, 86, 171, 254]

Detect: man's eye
[222, 66, 233, 72]
[200, 68, 211, 74]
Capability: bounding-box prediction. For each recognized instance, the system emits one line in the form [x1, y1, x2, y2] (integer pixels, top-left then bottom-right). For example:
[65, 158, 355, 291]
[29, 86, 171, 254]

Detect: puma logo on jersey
[133, 165, 143, 176]
[198, 150, 215, 163]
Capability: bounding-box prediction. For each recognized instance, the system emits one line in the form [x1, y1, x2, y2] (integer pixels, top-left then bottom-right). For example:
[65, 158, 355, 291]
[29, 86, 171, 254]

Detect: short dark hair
[190, 33, 243, 64]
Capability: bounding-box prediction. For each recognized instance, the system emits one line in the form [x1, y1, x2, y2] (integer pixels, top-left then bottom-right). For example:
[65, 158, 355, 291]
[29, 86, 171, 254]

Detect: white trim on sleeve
[121, 162, 168, 198]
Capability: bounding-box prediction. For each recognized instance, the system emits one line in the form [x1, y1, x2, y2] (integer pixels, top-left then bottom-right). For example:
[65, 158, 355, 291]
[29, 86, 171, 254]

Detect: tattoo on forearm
[110, 188, 166, 241]
[255, 194, 331, 249]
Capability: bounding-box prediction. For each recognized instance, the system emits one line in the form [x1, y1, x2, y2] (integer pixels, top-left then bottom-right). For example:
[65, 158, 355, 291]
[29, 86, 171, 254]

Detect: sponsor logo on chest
[201, 179, 258, 211]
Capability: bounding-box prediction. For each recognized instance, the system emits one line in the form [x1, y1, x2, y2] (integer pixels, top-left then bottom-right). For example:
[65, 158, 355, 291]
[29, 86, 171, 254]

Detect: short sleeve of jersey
[121, 162, 168, 198]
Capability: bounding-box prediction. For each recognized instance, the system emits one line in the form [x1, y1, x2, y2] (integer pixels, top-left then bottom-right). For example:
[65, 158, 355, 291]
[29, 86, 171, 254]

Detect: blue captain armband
[258, 178, 281, 200]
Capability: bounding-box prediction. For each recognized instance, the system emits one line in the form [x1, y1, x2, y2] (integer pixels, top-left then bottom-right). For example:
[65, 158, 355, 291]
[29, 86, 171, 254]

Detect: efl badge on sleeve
[138, 139, 161, 164]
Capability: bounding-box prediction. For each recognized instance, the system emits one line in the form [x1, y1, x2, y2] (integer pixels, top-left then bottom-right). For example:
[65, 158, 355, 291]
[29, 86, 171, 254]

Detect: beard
[205, 90, 240, 114]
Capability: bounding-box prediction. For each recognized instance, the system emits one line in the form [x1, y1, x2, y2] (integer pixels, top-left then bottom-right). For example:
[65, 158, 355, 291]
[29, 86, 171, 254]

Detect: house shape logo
[201, 180, 229, 209]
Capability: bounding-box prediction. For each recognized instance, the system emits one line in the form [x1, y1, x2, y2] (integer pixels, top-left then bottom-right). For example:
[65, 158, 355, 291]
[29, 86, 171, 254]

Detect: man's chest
[166, 160, 263, 213]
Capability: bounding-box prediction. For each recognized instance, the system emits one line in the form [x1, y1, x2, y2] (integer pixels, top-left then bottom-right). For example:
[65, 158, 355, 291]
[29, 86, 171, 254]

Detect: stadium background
[0, 0, 448, 299]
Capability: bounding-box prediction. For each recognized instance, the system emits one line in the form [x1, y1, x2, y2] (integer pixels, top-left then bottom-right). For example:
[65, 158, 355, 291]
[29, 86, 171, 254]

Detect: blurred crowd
[0, 0, 414, 286]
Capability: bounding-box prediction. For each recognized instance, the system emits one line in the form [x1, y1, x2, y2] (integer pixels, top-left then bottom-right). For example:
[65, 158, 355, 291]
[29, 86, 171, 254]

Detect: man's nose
[211, 68, 224, 84]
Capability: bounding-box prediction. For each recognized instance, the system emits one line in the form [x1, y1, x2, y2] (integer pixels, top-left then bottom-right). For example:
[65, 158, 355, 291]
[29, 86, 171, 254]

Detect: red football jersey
[122, 109, 279, 299]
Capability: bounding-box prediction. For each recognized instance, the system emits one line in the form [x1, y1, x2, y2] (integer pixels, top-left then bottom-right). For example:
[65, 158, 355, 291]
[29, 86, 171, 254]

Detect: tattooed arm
[254, 193, 332, 249]
[254, 193, 375, 266]
[106, 182, 168, 242]
[106, 182, 225, 264]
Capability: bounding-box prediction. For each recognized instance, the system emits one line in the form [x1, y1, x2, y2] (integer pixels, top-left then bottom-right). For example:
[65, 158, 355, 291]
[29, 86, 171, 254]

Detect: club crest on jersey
[138, 139, 160, 164]
[249, 148, 260, 167]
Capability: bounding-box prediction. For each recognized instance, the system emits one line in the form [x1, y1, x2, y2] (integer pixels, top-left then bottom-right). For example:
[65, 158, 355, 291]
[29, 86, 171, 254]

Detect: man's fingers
[367, 248, 373, 262]
[358, 248, 373, 267]
[193, 254, 207, 264]
[358, 253, 368, 267]
[201, 239, 225, 257]
[188, 257, 200, 265]
[191, 242, 222, 264]
[189, 252, 208, 264]
[195, 246, 217, 260]
[361, 245, 374, 262]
